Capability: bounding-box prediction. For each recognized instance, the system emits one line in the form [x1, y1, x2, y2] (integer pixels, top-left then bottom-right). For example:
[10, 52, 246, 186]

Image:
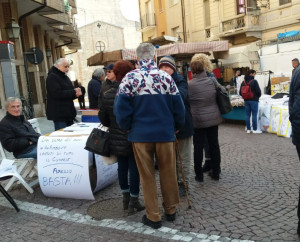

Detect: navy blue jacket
[88, 77, 102, 109]
[289, 66, 300, 145]
[239, 75, 261, 102]
[172, 72, 194, 139]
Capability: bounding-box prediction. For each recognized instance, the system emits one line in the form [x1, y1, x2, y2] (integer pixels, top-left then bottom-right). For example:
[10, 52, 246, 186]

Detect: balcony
[139, 13, 156, 31]
[38, 0, 65, 14]
[219, 14, 262, 39]
[41, 13, 70, 25]
[68, 0, 77, 8]
[16, 0, 65, 15]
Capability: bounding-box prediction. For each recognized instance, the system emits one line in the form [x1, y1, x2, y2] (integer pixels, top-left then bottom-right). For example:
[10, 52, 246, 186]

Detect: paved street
[1, 116, 300, 242]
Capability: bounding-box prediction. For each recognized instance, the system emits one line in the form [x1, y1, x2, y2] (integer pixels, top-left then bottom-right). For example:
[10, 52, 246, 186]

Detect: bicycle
[20, 96, 34, 119]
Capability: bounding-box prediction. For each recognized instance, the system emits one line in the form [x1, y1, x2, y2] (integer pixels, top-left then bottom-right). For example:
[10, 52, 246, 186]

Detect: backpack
[241, 80, 254, 100]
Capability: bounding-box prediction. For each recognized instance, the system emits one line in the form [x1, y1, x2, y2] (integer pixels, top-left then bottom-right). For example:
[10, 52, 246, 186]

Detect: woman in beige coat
[188, 54, 223, 181]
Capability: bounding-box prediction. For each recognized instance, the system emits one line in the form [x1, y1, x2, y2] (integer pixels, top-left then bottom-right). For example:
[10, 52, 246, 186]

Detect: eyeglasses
[106, 70, 113, 73]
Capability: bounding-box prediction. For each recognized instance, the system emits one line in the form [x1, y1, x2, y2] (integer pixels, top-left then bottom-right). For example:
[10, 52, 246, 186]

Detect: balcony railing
[140, 13, 156, 30]
[42, 13, 70, 25]
[221, 14, 261, 35]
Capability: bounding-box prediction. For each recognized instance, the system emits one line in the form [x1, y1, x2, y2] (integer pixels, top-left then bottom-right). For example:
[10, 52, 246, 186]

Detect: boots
[128, 196, 145, 215]
[122, 192, 130, 210]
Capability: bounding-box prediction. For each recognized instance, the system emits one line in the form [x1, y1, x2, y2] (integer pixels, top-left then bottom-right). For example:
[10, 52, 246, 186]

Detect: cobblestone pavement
[1, 117, 300, 241]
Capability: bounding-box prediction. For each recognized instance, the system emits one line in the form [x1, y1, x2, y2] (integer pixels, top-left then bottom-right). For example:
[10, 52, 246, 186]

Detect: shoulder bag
[84, 124, 110, 157]
[211, 77, 233, 114]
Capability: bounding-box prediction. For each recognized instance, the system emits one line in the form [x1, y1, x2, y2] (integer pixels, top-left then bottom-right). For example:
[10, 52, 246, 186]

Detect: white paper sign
[92, 153, 118, 192]
[37, 136, 94, 200]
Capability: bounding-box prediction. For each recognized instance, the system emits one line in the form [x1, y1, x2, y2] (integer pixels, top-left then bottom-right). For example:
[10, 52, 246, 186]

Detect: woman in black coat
[98, 60, 144, 214]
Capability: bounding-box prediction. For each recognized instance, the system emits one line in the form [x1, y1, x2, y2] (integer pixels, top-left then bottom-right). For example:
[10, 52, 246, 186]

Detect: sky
[120, 0, 140, 22]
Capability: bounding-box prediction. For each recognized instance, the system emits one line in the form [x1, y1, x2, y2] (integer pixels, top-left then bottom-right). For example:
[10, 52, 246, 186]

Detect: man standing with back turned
[114, 43, 185, 229]
[46, 58, 81, 130]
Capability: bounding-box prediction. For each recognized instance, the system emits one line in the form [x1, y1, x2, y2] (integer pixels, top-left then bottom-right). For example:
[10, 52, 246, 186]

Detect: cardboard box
[270, 77, 290, 85]
[81, 109, 99, 116]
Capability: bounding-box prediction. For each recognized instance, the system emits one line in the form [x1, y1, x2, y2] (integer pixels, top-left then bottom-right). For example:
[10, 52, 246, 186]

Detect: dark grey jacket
[0, 113, 40, 157]
[188, 71, 222, 128]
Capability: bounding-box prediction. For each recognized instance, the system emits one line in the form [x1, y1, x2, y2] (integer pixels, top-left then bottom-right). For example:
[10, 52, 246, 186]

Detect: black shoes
[208, 171, 220, 181]
[142, 215, 162, 229]
[195, 173, 203, 182]
[165, 212, 176, 221]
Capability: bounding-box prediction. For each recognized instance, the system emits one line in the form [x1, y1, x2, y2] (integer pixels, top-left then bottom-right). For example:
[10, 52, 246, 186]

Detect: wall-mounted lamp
[5, 18, 21, 40]
[45, 47, 52, 57]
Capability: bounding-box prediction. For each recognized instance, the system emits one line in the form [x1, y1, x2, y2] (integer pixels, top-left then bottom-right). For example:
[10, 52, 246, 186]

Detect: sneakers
[142, 215, 162, 229]
[253, 130, 262, 134]
[247, 130, 251, 134]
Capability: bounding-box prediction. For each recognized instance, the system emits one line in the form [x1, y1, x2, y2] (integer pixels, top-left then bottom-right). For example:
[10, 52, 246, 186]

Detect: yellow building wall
[222, 0, 236, 20]
[165, 1, 183, 37]
[154, 0, 167, 36]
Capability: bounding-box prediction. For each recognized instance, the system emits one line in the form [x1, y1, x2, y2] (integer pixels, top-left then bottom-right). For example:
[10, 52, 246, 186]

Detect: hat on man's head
[104, 63, 114, 70]
[158, 56, 176, 72]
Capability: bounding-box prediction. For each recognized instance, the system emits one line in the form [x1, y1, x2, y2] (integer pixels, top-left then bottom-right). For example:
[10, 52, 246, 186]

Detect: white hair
[136, 43, 155, 60]
[5, 97, 21, 108]
[54, 58, 68, 67]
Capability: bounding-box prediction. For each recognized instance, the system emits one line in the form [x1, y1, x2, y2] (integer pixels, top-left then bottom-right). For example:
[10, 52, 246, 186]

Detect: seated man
[0, 97, 40, 159]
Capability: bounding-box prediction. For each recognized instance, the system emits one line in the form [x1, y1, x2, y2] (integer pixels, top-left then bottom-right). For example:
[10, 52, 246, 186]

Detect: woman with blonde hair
[188, 53, 223, 181]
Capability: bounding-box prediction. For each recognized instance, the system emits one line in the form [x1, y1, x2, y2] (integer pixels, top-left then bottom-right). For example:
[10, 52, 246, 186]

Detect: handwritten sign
[38, 136, 94, 199]
[92, 154, 118, 192]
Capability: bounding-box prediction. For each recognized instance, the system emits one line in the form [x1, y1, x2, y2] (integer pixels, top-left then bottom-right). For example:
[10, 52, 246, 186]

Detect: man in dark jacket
[77, 82, 86, 109]
[159, 55, 194, 195]
[46, 58, 81, 130]
[289, 64, 300, 235]
[88, 68, 105, 109]
[0, 97, 40, 158]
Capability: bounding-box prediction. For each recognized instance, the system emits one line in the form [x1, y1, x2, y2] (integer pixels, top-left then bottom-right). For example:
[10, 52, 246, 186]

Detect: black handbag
[211, 78, 233, 114]
[84, 127, 110, 156]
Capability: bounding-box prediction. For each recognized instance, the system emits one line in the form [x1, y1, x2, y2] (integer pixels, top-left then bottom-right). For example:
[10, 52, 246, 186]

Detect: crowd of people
[1, 44, 300, 234]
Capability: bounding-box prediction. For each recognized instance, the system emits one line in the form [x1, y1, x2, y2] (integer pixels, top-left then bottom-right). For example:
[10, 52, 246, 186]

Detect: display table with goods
[222, 95, 245, 120]
[37, 123, 118, 200]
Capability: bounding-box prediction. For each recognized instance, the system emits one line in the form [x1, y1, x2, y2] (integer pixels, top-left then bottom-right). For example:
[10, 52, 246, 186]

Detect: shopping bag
[211, 78, 233, 114]
[84, 126, 110, 156]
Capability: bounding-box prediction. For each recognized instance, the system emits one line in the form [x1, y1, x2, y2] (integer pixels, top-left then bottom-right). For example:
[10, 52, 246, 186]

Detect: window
[237, 0, 246, 14]
[279, 0, 291, 5]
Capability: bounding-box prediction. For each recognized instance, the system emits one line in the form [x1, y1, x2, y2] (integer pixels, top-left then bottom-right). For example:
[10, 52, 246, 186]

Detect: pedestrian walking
[98, 60, 144, 215]
[46, 58, 81, 130]
[158, 55, 194, 196]
[188, 54, 223, 181]
[288, 63, 300, 235]
[114, 43, 185, 229]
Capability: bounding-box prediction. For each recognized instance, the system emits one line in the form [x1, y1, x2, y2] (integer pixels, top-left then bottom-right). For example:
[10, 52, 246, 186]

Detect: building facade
[0, 0, 80, 118]
[138, 0, 300, 80]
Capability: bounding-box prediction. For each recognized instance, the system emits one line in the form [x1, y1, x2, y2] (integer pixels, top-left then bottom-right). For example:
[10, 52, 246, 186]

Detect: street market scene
[1, 0, 300, 241]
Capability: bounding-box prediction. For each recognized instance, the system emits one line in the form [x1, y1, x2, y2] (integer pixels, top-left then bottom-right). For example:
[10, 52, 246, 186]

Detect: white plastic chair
[0, 118, 40, 192]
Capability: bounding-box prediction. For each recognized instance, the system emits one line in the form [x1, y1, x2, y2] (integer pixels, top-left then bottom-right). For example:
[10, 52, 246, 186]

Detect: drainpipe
[18, 0, 47, 118]
[180, 0, 187, 43]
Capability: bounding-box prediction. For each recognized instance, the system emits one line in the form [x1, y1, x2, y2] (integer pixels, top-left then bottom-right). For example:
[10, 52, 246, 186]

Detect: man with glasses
[0, 97, 40, 159]
[46, 58, 82, 130]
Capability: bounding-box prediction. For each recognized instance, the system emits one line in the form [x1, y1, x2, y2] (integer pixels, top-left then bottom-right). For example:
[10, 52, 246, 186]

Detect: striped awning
[87, 41, 229, 66]
[122, 41, 229, 60]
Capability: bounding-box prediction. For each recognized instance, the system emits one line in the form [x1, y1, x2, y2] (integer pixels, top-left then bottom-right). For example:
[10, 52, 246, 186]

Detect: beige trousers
[132, 142, 179, 222]
[176, 136, 193, 183]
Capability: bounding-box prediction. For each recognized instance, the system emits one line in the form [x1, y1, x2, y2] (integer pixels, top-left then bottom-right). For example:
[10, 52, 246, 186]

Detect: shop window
[279, 0, 291, 5]
[237, 0, 246, 14]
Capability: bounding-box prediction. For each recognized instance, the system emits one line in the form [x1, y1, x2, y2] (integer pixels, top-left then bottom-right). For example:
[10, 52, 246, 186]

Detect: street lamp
[5, 19, 21, 40]
[45, 47, 52, 57]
